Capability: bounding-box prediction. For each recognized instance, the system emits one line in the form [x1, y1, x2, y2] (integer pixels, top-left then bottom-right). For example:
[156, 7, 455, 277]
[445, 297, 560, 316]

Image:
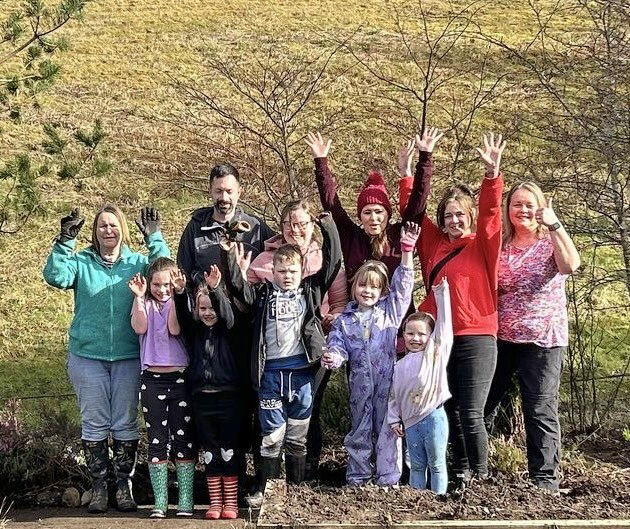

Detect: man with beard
[177, 162, 275, 508]
[177, 163, 275, 283]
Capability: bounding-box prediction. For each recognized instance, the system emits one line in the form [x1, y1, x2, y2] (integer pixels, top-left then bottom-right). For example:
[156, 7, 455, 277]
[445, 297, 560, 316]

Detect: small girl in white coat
[387, 278, 453, 493]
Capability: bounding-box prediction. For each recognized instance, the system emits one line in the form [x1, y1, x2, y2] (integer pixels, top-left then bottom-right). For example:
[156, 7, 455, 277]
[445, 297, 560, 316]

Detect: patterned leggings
[140, 370, 195, 462]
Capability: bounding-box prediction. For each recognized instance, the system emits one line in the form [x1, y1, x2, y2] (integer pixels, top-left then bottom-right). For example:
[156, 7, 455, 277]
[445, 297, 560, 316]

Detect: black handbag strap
[426, 246, 464, 293]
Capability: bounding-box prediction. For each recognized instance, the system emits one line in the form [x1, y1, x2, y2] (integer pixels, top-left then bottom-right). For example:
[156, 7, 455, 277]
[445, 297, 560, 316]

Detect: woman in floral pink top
[484, 182, 580, 492]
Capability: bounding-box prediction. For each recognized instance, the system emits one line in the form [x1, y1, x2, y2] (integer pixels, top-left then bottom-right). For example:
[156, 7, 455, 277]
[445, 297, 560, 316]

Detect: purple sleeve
[325, 316, 348, 368]
[382, 264, 415, 327]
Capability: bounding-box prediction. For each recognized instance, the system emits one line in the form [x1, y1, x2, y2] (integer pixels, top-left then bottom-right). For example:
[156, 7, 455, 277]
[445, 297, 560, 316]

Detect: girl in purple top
[128, 257, 194, 518]
[321, 223, 420, 486]
[387, 278, 453, 493]
[484, 182, 580, 491]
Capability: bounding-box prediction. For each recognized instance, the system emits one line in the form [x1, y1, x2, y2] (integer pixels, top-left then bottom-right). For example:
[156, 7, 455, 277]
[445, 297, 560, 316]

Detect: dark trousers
[193, 391, 241, 476]
[485, 340, 564, 490]
[445, 335, 497, 477]
[140, 371, 194, 462]
[305, 364, 331, 469]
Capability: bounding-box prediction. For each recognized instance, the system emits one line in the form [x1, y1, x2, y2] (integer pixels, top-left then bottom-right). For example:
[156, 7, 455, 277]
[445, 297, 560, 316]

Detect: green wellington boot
[175, 460, 195, 516]
[148, 462, 169, 518]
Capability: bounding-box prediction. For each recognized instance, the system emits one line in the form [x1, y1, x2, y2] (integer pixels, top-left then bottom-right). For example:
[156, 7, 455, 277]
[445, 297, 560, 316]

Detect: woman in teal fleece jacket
[44, 204, 169, 514]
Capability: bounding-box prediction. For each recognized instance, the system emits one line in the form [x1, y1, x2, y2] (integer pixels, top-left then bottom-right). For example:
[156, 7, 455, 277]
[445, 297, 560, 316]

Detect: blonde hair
[91, 203, 131, 255]
[351, 260, 390, 301]
[436, 184, 477, 232]
[503, 182, 548, 244]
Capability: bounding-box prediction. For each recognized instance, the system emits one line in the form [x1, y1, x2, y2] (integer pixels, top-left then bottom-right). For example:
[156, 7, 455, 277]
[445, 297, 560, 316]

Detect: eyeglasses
[281, 220, 313, 231]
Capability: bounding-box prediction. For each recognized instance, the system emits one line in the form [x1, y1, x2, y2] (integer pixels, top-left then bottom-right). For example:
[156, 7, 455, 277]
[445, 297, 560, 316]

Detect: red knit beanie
[356, 170, 392, 218]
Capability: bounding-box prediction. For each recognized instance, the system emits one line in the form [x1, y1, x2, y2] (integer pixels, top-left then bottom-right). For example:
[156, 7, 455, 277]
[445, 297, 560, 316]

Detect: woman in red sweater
[401, 133, 506, 485]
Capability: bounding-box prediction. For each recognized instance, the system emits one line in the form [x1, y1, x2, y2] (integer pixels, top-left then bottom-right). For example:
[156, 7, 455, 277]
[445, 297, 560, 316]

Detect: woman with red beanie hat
[306, 129, 443, 285]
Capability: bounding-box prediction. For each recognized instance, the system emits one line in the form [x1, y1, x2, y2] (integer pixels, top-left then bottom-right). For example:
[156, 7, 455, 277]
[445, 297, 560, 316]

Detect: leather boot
[112, 439, 138, 512]
[285, 454, 306, 485]
[83, 439, 109, 514]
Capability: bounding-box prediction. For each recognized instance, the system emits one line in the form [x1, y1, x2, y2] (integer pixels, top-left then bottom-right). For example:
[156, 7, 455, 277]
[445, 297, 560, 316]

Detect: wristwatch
[548, 222, 562, 231]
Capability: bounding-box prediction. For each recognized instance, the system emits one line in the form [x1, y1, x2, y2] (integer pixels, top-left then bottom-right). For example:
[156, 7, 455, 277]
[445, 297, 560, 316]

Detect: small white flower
[177, 429, 184, 436]
[157, 395, 166, 400]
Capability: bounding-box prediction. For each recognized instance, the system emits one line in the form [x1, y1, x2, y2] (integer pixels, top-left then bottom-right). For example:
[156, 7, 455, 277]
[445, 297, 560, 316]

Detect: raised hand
[415, 127, 444, 153]
[391, 423, 405, 438]
[170, 268, 187, 294]
[397, 139, 415, 176]
[204, 264, 222, 289]
[234, 242, 252, 275]
[128, 273, 147, 298]
[306, 132, 332, 158]
[135, 207, 160, 237]
[535, 197, 560, 228]
[476, 133, 507, 178]
[400, 222, 421, 249]
[59, 208, 85, 242]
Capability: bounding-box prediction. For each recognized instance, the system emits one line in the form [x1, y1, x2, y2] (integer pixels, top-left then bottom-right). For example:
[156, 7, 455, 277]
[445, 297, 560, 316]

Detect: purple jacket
[326, 264, 415, 369]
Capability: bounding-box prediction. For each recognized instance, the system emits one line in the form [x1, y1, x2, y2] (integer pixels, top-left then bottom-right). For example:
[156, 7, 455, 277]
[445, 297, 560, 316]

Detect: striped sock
[205, 475, 222, 520]
[221, 475, 238, 519]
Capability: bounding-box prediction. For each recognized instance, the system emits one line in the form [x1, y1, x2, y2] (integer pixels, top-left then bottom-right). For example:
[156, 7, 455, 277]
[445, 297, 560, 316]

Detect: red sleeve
[418, 214, 444, 285]
[398, 176, 412, 216]
[476, 174, 504, 288]
[401, 152, 432, 223]
[314, 157, 357, 233]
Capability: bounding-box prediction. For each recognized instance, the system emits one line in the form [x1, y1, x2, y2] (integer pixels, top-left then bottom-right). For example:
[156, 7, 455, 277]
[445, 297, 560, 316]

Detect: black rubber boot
[245, 457, 281, 508]
[112, 439, 138, 512]
[286, 455, 306, 485]
[83, 439, 109, 514]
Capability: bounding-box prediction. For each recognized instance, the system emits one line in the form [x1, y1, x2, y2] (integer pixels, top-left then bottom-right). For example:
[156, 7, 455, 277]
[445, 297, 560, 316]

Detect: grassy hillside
[0, 0, 627, 427]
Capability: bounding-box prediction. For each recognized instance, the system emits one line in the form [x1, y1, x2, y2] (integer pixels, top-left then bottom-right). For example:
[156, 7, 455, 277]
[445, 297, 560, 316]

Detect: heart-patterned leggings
[140, 370, 194, 462]
[193, 391, 242, 476]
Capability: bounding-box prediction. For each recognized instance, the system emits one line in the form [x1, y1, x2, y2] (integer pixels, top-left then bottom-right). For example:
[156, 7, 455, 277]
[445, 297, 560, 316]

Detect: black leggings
[193, 391, 242, 476]
[140, 370, 195, 462]
[445, 335, 497, 476]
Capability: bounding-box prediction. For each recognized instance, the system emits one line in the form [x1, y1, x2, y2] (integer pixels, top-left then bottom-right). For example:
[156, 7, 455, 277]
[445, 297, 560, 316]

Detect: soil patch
[259, 468, 630, 526]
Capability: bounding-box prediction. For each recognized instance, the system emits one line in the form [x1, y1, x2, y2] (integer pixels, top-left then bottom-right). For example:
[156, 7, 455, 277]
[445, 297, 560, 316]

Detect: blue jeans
[406, 406, 449, 493]
[259, 368, 313, 458]
[67, 353, 141, 441]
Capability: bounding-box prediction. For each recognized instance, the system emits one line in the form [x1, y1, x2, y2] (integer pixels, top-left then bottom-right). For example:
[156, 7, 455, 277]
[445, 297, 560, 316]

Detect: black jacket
[223, 214, 342, 390]
[174, 286, 243, 394]
[177, 206, 276, 285]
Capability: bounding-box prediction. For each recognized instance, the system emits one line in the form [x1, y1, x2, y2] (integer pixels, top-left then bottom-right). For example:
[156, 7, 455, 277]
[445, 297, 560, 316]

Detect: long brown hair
[91, 203, 131, 255]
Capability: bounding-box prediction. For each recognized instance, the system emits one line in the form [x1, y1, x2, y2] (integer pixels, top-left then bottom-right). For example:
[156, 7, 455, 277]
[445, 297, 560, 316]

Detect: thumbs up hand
[535, 196, 559, 228]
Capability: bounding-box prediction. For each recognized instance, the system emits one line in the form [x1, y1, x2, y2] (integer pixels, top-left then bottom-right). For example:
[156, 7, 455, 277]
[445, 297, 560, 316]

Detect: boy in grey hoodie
[223, 214, 341, 490]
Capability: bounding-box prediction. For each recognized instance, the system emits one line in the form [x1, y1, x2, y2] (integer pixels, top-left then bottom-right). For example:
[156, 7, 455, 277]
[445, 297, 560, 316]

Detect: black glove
[224, 220, 251, 242]
[135, 207, 160, 237]
[58, 208, 85, 243]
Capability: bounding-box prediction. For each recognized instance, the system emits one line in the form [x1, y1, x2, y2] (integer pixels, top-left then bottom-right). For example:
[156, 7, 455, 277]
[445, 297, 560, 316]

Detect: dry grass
[0, 0, 626, 407]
